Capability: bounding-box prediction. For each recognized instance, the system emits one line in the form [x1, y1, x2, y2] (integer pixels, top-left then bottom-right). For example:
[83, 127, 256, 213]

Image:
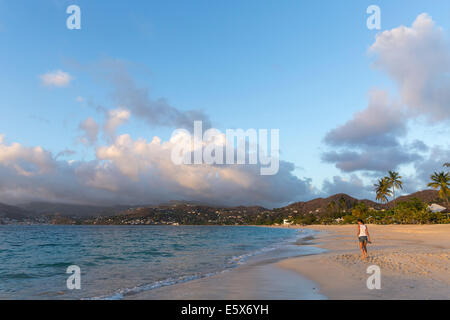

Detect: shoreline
[124, 260, 326, 300]
[123, 226, 326, 300]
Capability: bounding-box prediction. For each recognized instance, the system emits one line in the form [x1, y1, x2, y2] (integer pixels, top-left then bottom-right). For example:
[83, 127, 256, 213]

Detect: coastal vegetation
[427, 171, 449, 208]
[374, 177, 391, 204]
[386, 171, 403, 211]
[286, 166, 449, 225]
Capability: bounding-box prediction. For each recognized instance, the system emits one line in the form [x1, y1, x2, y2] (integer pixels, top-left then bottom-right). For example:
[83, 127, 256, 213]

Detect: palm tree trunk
[445, 194, 450, 219]
[393, 187, 396, 213]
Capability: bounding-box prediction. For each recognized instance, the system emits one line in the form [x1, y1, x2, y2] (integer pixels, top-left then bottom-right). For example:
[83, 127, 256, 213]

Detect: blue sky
[0, 0, 449, 206]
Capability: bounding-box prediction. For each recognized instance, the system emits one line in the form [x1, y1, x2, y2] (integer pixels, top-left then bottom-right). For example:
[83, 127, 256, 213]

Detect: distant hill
[0, 203, 31, 220]
[165, 200, 221, 207]
[18, 202, 134, 217]
[281, 193, 380, 215]
[385, 190, 443, 208]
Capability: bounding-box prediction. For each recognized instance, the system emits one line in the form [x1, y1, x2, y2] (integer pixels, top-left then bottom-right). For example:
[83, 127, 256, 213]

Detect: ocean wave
[88, 228, 318, 300]
[0, 272, 37, 279]
[33, 262, 71, 268]
[227, 245, 278, 265]
[228, 228, 318, 265]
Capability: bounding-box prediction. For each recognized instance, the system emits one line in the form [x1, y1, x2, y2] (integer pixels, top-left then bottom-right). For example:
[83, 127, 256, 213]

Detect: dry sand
[277, 224, 450, 299]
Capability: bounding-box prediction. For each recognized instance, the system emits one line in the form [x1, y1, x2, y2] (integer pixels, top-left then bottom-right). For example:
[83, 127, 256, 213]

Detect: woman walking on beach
[357, 219, 371, 259]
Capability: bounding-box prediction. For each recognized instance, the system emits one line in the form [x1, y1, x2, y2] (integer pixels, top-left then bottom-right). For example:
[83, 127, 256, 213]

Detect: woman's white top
[359, 224, 367, 237]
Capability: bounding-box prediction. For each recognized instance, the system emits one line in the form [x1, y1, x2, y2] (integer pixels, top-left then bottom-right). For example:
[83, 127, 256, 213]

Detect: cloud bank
[0, 134, 314, 208]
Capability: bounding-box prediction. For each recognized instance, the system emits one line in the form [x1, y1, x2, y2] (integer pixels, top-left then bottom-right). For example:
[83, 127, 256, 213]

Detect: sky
[0, 0, 449, 207]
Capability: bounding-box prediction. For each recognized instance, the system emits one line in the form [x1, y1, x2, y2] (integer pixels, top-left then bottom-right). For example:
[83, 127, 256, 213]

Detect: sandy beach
[278, 224, 450, 299]
[125, 224, 449, 300]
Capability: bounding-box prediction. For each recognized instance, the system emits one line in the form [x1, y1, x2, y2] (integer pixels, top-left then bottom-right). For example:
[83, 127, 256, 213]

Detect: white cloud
[40, 70, 73, 87]
[413, 145, 450, 187]
[370, 13, 450, 121]
[0, 137, 55, 176]
[96, 59, 211, 129]
[322, 175, 374, 200]
[322, 146, 422, 173]
[324, 90, 406, 147]
[78, 117, 99, 146]
[103, 108, 131, 141]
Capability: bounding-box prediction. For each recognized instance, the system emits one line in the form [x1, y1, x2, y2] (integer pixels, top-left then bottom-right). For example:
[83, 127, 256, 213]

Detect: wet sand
[126, 262, 325, 300]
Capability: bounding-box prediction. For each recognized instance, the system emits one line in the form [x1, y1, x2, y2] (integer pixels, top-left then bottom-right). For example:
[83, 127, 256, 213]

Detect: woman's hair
[357, 219, 365, 224]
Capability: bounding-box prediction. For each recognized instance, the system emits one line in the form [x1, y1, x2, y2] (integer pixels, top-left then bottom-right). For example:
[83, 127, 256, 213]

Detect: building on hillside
[428, 203, 446, 213]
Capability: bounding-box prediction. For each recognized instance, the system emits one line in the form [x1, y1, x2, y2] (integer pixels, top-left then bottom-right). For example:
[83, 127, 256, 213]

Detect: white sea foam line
[87, 270, 230, 300]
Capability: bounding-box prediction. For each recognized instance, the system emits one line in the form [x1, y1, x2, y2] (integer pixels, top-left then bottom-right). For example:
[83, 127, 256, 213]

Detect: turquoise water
[0, 225, 311, 299]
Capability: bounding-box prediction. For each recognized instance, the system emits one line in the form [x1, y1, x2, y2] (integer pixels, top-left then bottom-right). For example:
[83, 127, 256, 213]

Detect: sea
[0, 225, 322, 299]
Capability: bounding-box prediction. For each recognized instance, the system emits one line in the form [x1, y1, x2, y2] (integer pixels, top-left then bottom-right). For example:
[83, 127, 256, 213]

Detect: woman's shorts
[359, 236, 368, 243]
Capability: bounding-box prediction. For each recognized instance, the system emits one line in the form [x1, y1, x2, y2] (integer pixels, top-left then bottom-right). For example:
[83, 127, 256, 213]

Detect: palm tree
[374, 177, 392, 204]
[427, 172, 450, 208]
[386, 171, 403, 210]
